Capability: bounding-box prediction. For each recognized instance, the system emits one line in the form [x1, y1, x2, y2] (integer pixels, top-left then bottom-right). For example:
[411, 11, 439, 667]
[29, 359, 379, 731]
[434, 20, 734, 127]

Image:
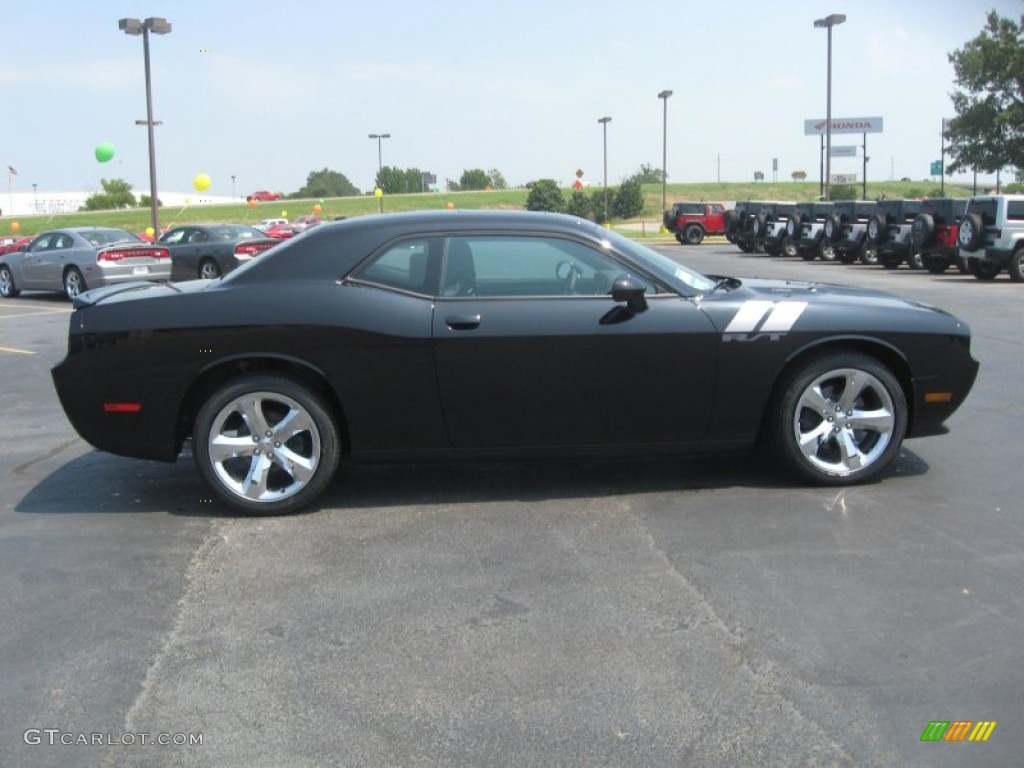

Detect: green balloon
[95, 142, 115, 163]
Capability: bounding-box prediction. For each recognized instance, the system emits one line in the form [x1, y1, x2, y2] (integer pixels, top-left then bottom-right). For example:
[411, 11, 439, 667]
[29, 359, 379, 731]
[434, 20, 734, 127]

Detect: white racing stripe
[724, 300, 808, 334]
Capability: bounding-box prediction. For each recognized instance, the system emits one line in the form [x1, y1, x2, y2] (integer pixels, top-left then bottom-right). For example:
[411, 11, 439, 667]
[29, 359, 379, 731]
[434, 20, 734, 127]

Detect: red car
[0, 235, 32, 256]
[264, 223, 298, 240]
[247, 190, 284, 202]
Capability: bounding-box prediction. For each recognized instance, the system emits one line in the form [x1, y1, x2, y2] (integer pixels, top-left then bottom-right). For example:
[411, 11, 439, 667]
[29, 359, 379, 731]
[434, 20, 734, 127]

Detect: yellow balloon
[374, 187, 384, 198]
[185, 197, 191, 205]
[281, 210, 287, 217]
[145, 227, 155, 237]
[193, 173, 212, 192]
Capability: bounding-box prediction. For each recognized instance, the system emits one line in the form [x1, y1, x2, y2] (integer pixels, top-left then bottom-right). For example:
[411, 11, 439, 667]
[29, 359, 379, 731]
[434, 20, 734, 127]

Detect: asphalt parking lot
[1, 246, 1020, 767]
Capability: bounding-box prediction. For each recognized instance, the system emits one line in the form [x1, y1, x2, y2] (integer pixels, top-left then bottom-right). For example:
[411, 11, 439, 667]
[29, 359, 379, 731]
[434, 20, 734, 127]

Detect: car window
[30, 234, 54, 251]
[53, 234, 72, 249]
[188, 230, 209, 244]
[161, 228, 187, 244]
[441, 235, 648, 298]
[81, 229, 139, 247]
[353, 237, 439, 295]
[1007, 200, 1024, 221]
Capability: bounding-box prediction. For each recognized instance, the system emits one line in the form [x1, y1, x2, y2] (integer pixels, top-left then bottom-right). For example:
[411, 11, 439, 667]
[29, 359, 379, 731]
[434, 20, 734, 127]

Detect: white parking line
[0, 308, 72, 319]
[0, 346, 36, 355]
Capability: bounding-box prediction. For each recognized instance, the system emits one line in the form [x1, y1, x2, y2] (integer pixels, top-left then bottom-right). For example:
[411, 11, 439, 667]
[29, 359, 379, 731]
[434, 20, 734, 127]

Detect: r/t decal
[723, 300, 807, 341]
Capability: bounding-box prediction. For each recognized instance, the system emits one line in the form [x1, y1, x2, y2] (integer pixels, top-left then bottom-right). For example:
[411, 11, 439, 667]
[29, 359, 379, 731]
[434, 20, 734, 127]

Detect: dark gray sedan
[0, 227, 171, 300]
[160, 223, 278, 281]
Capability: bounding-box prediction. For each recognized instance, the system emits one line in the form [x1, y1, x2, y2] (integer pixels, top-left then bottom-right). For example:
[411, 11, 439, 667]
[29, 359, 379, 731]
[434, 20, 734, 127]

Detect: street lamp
[231, 174, 236, 198]
[814, 13, 846, 201]
[598, 117, 611, 221]
[119, 16, 171, 235]
[658, 90, 672, 220]
[368, 133, 391, 184]
[32, 183, 37, 211]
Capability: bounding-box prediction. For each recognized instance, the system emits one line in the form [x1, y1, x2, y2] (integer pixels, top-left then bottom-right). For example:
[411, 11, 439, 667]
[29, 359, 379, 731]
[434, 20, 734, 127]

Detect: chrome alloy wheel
[207, 391, 321, 502]
[792, 367, 896, 477]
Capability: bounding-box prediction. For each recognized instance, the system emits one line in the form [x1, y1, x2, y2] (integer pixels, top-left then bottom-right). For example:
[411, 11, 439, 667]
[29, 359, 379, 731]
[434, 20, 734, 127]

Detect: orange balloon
[445, 202, 454, 210]
[313, 204, 322, 214]
[248, 198, 257, 208]
[10, 221, 20, 232]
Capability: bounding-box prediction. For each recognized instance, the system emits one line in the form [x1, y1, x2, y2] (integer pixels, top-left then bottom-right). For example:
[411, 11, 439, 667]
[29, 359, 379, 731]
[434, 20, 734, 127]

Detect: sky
[1, 0, 1018, 199]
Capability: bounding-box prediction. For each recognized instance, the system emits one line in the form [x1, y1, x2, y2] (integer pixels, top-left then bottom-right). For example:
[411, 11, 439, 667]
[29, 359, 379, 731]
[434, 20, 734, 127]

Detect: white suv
[957, 194, 1024, 281]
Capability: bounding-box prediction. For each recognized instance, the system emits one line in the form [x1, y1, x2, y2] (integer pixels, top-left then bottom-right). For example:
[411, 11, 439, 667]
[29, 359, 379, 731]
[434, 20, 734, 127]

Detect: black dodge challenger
[52, 211, 979, 515]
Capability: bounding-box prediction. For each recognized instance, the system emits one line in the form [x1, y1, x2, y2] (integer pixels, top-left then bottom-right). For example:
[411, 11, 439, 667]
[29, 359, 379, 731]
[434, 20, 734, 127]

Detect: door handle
[445, 314, 481, 330]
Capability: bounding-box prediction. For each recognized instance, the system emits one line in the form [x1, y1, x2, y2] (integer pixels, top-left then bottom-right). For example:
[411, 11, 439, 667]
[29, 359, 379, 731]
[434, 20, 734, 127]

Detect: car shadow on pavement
[15, 447, 931, 517]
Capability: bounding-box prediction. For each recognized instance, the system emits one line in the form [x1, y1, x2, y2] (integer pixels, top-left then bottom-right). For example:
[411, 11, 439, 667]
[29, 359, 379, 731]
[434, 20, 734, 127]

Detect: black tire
[824, 214, 843, 243]
[970, 259, 1000, 281]
[783, 238, 798, 258]
[858, 246, 879, 266]
[737, 241, 755, 254]
[866, 215, 888, 245]
[912, 213, 935, 249]
[684, 225, 704, 245]
[63, 267, 87, 300]
[198, 258, 222, 280]
[663, 210, 676, 229]
[800, 247, 817, 261]
[0, 264, 19, 298]
[193, 374, 340, 515]
[906, 250, 924, 270]
[838, 250, 859, 265]
[818, 237, 836, 261]
[724, 209, 739, 234]
[923, 255, 949, 274]
[1008, 246, 1024, 282]
[786, 214, 802, 239]
[879, 253, 902, 270]
[752, 213, 767, 238]
[770, 352, 907, 486]
[958, 213, 984, 251]
[674, 232, 686, 245]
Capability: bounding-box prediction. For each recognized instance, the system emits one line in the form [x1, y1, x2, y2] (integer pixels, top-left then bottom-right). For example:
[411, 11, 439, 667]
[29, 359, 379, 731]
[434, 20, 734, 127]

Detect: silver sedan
[0, 227, 172, 300]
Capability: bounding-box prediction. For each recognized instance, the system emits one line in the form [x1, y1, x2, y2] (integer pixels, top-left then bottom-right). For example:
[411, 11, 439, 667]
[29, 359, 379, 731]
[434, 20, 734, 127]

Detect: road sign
[930, 161, 942, 176]
[830, 174, 858, 185]
[830, 145, 857, 158]
[804, 116, 883, 135]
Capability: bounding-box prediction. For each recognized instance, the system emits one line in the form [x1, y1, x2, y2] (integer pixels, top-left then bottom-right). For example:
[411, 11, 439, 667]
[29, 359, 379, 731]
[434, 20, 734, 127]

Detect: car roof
[320, 210, 605, 238]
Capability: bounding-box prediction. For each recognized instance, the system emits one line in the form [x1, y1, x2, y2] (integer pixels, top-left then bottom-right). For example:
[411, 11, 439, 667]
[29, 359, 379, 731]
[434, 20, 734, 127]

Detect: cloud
[0, 60, 138, 91]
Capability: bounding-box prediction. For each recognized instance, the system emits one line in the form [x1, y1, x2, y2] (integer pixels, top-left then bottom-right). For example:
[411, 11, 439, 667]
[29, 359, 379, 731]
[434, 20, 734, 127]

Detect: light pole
[598, 116, 611, 221]
[32, 183, 37, 211]
[814, 13, 845, 201]
[119, 16, 171, 235]
[231, 174, 236, 199]
[658, 90, 672, 219]
[368, 133, 391, 185]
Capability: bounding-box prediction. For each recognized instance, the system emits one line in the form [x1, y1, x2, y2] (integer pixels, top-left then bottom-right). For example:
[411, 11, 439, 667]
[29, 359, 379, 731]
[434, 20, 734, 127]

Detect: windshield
[599, 229, 717, 293]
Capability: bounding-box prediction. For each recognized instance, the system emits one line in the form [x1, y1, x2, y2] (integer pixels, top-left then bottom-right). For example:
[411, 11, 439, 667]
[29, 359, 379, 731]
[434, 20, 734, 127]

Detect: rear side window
[354, 238, 438, 295]
[1007, 201, 1024, 221]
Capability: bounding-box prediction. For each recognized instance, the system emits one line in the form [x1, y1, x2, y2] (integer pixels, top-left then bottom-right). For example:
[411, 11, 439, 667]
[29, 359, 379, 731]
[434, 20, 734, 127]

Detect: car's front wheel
[194, 374, 340, 515]
[1007, 246, 1024, 282]
[63, 267, 86, 300]
[771, 353, 907, 485]
[198, 258, 222, 279]
[0, 265, 19, 298]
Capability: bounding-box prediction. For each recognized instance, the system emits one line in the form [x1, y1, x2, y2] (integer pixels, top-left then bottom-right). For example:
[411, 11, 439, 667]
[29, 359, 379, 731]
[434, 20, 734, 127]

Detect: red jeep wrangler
[247, 190, 284, 202]
[662, 202, 727, 245]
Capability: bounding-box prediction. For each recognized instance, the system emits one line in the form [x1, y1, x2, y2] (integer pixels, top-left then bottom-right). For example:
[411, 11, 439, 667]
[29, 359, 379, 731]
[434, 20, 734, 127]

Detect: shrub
[525, 179, 565, 212]
[611, 177, 644, 218]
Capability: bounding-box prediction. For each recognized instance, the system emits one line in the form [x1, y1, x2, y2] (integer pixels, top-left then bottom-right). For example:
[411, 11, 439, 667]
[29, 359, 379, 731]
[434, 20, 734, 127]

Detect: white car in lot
[0, 227, 171, 300]
[254, 218, 288, 232]
[957, 194, 1024, 281]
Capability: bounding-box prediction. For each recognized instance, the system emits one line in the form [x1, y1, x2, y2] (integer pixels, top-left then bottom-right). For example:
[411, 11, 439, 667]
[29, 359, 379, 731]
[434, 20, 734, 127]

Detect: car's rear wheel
[198, 258, 222, 279]
[63, 267, 86, 300]
[906, 250, 924, 270]
[923, 256, 949, 274]
[772, 353, 907, 485]
[879, 253, 902, 269]
[674, 232, 686, 245]
[838, 250, 858, 264]
[859, 246, 878, 266]
[684, 225, 704, 245]
[194, 374, 340, 515]
[0, 265, 19, 298]
[970, 259, 1000, 281]
[818, 238, 836, 261]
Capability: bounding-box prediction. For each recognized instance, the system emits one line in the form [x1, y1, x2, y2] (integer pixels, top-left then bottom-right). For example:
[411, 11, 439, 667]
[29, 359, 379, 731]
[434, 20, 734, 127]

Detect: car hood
[698, 277, 968, 334]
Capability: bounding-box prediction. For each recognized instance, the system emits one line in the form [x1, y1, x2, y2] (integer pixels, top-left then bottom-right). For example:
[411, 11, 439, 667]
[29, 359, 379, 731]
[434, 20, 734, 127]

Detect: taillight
[235, 242, 275, 257]
[97, 247, 170, 262]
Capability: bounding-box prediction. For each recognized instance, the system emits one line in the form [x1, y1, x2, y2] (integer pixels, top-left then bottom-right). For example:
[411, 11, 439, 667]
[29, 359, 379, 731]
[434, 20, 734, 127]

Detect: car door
[431, 233, 718, 449]
[162, 227, 199, 280]
[19, 234, 56, 288]
[43, 232, 79, 286]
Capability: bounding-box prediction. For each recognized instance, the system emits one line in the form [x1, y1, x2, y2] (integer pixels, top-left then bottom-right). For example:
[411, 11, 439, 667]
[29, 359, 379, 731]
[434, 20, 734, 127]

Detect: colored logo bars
[920, 721, 997, 742]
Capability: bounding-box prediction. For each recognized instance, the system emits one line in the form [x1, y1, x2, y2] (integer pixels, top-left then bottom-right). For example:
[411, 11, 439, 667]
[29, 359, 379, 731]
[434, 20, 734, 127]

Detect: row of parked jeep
[663, 196, 1024, 281]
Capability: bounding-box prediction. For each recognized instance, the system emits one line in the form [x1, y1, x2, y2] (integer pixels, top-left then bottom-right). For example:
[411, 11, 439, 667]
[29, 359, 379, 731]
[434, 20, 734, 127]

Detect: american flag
[7, 165, 16, 176]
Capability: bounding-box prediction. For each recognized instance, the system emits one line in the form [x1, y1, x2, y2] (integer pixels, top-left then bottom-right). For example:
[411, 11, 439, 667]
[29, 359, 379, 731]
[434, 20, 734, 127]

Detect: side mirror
[611, 276, 648, 313]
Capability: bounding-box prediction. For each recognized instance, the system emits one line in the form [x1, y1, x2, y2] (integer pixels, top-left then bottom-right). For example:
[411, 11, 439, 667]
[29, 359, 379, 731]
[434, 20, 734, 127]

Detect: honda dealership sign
[804, 116, 883, 135]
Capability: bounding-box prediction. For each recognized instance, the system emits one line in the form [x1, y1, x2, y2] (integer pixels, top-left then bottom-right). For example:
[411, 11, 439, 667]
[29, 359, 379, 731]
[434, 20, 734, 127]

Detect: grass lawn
[3, 181, 974, 239]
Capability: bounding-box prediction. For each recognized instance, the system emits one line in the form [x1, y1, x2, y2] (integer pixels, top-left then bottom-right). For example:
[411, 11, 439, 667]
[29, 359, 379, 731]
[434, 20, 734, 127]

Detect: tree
[292, 168, 360, 199]
[459, 168, 492, 191]
[947, 11, 1024, 174]
[791, 170, 808, 182]
[611, 177, 644, 219]
[565, 188, 594, 220]
[488, 168, 508, 190]
[631, 163, 665, 184]
[376, 167, 425, 194]
[525, 179, 564, 212]
[82, 178, 136, 211]
[138, 194, 163, 208]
